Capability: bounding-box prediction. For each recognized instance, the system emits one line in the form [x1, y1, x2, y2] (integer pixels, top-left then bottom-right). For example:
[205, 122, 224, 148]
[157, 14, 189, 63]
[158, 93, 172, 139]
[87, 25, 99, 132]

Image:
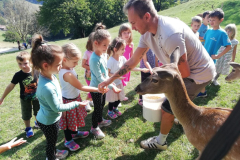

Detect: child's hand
[98, 86, 109, 94]
[62, 111, 66, 118]
[0, 98, 3, 105]
[142, 68, 150, 73]
[112, 86, 121, 93]
[79, 100, 89, 107]
[3, 137, 26, 149]
[211, 55, 218, 59]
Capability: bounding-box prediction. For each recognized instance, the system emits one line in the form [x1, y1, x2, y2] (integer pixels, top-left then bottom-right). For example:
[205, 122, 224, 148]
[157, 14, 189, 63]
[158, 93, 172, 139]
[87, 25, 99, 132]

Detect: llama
[135, 63, 240, 160]
[225, 62, 240, 82]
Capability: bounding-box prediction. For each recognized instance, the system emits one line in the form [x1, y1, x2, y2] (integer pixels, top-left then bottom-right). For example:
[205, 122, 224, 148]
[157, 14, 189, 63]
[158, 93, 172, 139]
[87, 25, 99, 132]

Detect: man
[99, 0, 215, 150]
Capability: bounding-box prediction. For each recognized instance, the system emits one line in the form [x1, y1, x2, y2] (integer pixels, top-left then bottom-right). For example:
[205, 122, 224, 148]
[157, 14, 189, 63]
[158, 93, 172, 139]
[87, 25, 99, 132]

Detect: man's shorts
[20, 99, 40, 120]
[161, 78, 211, 115]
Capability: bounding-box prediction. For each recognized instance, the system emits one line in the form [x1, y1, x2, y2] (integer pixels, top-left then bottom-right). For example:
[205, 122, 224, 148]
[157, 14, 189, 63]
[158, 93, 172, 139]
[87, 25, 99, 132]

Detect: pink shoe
[138, 99, 143, 106]
[113, 107, 122, 116]
[123, 97, 129, 101]
[64, 140, 80, 151]
[108, 110, 118, 119]
[72, 131, 89, 139]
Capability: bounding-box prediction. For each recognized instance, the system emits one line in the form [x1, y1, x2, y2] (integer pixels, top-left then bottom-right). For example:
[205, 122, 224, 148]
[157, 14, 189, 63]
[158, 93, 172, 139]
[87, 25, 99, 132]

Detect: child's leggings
[108, 100, 121, 111]
[86, 79, 92, 99]
[90, 92, 106, 128]
[64, 129, 78, 141]
[37, 121, 59, 160]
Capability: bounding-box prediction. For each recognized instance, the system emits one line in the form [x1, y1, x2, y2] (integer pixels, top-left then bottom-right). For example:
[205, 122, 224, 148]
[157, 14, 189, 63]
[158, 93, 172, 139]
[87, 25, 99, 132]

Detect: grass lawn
[0, 0, 240, 159]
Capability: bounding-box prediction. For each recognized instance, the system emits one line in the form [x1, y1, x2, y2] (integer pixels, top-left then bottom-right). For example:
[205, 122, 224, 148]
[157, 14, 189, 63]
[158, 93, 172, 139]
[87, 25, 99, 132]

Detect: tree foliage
[3, 0, 49, 41]
[37, 0, 126, 39]
[153, 0, 176, 12]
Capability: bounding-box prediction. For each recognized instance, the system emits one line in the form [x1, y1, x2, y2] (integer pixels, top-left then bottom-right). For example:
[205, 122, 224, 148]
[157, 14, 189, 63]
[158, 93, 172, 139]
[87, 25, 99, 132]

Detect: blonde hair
[86, 32, 95, 51]
[123, 0, 158, 18]
[107, 37, 126, 57]
[191, 16, 202, 24]
[62, 43, 81, 59]
[31, 34, 63, 71]
[118, 23, 133, 45]
[225, 24, 237, 40]
[16, 51, 30, 61]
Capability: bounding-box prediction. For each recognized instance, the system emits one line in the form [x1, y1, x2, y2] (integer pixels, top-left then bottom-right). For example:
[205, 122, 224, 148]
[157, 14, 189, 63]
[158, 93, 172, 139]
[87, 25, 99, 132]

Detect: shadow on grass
[194, 84, 221, 106]
[0, 128, 43, 158]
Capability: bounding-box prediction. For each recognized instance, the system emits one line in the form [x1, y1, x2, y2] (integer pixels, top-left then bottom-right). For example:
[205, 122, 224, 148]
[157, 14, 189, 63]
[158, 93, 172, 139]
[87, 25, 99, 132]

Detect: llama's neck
[164, 76, 200, 124]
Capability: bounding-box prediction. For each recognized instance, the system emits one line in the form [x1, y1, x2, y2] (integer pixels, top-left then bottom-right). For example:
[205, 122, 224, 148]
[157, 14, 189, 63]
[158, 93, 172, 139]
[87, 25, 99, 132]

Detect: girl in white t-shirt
[106, 37, 149, 119]
[59, 43, 103, 152]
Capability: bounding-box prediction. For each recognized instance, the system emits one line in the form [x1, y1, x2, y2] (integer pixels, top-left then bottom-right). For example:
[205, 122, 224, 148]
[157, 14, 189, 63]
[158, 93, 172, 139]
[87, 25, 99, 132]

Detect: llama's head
[225, 62, 240, 82]
[135, 63, 180, 95]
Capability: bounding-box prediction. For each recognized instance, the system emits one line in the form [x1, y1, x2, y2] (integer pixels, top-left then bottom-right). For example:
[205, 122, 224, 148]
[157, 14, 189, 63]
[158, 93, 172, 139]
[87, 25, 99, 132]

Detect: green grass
[1, 0, 240, 159]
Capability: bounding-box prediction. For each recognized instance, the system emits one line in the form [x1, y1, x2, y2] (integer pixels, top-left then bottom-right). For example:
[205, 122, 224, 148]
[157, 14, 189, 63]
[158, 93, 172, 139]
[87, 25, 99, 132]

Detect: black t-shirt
[11, 70, 38, 100]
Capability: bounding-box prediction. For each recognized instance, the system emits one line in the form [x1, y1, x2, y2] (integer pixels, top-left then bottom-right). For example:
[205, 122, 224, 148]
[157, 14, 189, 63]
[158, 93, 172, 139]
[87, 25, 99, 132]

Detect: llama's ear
[229, 62, 240, 70]
[170, 46, 180, 65]
[156, 70, 174, 81]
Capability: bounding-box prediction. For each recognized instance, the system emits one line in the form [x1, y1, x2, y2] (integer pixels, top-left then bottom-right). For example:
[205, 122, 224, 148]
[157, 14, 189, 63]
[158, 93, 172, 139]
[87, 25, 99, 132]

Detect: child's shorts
[20, 99, 40, 120]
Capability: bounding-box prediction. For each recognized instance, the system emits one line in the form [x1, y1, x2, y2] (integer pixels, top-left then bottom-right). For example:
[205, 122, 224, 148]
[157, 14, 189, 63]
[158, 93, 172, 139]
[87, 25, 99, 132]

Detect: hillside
[0, 0, 240, 159]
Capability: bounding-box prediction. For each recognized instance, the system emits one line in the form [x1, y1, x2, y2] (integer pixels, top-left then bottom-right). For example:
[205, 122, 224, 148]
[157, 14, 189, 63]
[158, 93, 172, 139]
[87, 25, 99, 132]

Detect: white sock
[157, 132, 168, 145]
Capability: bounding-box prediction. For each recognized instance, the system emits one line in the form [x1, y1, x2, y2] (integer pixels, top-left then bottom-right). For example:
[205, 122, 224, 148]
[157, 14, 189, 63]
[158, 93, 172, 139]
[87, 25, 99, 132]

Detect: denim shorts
[161, 78, 211, 115]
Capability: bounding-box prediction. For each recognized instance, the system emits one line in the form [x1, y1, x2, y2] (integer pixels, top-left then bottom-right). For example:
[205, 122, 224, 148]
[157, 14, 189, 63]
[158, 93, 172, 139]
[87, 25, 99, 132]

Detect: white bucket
[142, 93, 166, 122]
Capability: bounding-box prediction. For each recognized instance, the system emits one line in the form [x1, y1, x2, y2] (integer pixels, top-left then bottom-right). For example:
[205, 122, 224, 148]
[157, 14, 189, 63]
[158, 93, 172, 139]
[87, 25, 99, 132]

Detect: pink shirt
[82, 50, 93, 66]
[123, 44, 133, 60]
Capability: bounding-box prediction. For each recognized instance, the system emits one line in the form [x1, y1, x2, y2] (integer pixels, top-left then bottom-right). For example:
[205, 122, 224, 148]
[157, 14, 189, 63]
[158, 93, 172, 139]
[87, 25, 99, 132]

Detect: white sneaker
[89, 101, 94, 107]
[90, 126, 105, 139]
[85, 103, 92, 112]
[212, 80, 220, 86]
[140, 136, 167, 150]
[118, 103, 122, 107]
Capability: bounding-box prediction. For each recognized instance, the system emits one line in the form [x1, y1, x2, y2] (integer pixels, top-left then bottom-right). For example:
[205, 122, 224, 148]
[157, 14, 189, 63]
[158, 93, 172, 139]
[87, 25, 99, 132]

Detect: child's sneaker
[85, 103, 92, 112]
[56, 149, 69, 159]
[113, 107, 122, 116]
[118, 103, 122, 107]
[64, 139, 80, 151]
[138, 99, 143, 106]
[197, 91, 207, 98]
[34, 121, 40, 128]
[90, 126, 105, 139]
[25, 127, 34, 138]
[98, 119, 112, 128]
[89, 101, 94, 107]
[72, 131, 89, 139]
[107, 110, 118, 119]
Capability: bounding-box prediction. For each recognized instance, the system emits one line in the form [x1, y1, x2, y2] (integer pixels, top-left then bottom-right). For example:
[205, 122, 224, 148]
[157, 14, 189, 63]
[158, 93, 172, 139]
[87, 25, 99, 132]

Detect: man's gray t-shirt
[138, 16, 215, 84]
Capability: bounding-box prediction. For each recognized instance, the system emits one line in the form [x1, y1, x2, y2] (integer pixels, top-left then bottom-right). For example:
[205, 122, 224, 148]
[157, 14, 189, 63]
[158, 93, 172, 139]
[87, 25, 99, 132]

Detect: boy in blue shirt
[198, 8, 231, 97]
[198, 11, 211, 45]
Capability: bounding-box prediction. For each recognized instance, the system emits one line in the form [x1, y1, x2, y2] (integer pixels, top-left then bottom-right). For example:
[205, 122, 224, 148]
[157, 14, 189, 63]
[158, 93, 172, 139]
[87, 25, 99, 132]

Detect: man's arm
[99, 47, 149, 87]
[170, 47, 190, 78]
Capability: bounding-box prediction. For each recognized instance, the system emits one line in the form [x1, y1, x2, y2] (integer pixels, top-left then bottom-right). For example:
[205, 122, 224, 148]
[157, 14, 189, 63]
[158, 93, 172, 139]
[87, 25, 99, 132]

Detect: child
[106, 37, 149, 118]
[213, 24, 239, 85]
[31, 34, 88, 160]
[0, 51, 40, 138]
[197, 8, 231, 97]
[191, 16, 202, 37]
[138, 49, 159, 106]
[89, 23, 121, 139]
[118, 23, 134, 101]
[81, 32, 95, 112]
[59, 43, 103, 151]
[0, 137, 26, 154]
[198, 11, 211, 45]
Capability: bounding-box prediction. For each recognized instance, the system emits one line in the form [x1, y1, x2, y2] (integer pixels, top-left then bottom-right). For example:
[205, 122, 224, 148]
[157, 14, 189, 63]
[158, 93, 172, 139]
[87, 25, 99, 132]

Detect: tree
[4, 0, 49, 41]
[153, 0, 176, 12]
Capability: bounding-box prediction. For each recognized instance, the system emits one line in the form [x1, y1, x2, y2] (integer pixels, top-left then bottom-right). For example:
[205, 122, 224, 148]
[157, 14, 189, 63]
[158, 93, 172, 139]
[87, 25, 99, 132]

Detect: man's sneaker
[113, 107, 122, 116]
[56, 149, 68, 159]
[89, 101, 94, 107]
[118, 103, 122, 107]
[72, 131, 89, 139]
[212, 80, 220, 86]
[140, 136, 167, 150]
[64, 140, 80, 151]
[34, 121, 40, 128]
[85, 103, 92, 112]
[108, 110, 118, 119]
[25, 127, 34, 138]
[90, 127, 105, 139]
[98, 119, 112, 128]
[197, 91, 207, 98]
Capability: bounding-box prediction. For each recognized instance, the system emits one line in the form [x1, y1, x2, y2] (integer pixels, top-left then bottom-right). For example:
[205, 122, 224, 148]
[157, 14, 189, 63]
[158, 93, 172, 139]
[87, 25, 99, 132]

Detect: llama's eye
[151, 79, 158, 83]
[232, 69, 235, 72]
